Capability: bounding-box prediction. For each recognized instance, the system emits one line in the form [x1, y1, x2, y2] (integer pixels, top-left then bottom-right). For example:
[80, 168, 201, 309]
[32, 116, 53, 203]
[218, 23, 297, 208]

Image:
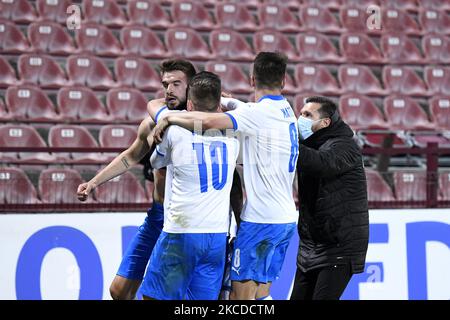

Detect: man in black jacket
[290, 96, 369, 300]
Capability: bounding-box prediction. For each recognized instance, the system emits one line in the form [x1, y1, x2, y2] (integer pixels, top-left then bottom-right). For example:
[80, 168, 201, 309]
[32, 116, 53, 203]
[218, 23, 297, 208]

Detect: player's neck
[254, 88, 283, 102]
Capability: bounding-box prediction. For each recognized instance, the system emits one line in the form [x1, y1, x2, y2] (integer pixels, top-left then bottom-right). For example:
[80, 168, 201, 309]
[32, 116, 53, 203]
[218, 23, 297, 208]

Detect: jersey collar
[257, 95, 285, 102]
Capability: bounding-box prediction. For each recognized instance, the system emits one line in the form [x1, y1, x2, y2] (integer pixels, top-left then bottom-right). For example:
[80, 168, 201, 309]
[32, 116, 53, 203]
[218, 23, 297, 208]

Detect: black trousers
[290, 263, 353, 300]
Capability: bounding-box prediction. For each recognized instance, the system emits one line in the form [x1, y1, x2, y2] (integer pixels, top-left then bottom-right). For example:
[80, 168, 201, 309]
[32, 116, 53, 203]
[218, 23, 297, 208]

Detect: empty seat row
[0, 167, 152, 204]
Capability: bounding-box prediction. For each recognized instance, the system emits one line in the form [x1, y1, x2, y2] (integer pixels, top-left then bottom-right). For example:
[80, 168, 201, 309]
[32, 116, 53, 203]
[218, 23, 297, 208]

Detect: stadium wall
[0, 210, 449, 300]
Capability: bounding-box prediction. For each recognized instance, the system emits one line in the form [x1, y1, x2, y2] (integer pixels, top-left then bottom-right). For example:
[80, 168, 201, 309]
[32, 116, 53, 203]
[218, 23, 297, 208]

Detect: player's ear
[281, 76, 286, 89]
[187, 99, 194, 112]
[250, 75, 255, 88]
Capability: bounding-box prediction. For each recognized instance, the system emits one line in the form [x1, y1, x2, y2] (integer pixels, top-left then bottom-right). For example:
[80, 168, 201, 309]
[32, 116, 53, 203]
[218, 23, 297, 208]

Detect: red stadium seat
[0, 124, 55, 163]
[99, 124, 137, 161]
[424, 66, 450, 96]
[411, 133, 450, 148]
[422, 34, 450, 64]
[302, 0, 341, 10]
[18, 54, 67, 88]
[210, 29, 254, 62]
[429, 95, 450, 131]
[36, 0, 72, 24]
[382, 66, 428, 96]
[226, 0, 261, 9]
[6, 85, 59, 121]
[365, 169, 395, 202]
[57, 86, 111, 122]
[340, 33, 383, 63]
[419, 9, 450, 35]
[75, 22, 123, 57]
[282, 72, 297, 95]
[294, 64, 339, 95]
[95, 171, 148, 203]
[38, 168, 87, 204]
[0, 0, 37, 23]
[384, 95, 434, 130]
[165, 27, 212, 60]
[0, 18, 30, 53]
[421, 0, 450, 11]
[0, 167, 39, 204]
[393, 171, 427, 202]
[171, 1, 216, 31]
[381, 0, 418, 11]
[48, 125, 104, 163]
[338, 65, 384, 95]
[204, 61, 252, 94]
[253, 30, 299, 63]
[439, 171, 450, 201]
[339, 94, 389, 131]
[145, 180, 154, 205]
[215, 3, 258, 32]
[296, 32, 341, 63]
[115, 56, 161, 91]
[258, 4, 301, 33]
[28, 21, 77, 55]
[0, 97, 11, 121]
[380, 33, 423, 63]
[299, 5, 341, 33]
[381, 8, 421, 35]
[127, 0, 172, 29]
[120, 25, 167, 59]
[340, 6, 370, 32]
[82, 0, 128, 27]
[67, 54, 116, 90]
[0, 56, 19, 87]
[106, 88, 149, 122]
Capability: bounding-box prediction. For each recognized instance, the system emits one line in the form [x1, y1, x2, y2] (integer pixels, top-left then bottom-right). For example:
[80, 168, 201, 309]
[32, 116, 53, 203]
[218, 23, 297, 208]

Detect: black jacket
[296, 119, 369, 274]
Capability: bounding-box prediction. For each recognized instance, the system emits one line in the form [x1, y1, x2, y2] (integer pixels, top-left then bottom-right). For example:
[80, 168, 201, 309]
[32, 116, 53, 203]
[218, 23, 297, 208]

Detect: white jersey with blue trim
[150, 125, 240, 234]
[225, 95, 299, 224]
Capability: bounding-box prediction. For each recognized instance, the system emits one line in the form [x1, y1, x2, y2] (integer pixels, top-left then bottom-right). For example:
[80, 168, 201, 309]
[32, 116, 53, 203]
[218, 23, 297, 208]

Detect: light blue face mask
[297, 116, 321, 140]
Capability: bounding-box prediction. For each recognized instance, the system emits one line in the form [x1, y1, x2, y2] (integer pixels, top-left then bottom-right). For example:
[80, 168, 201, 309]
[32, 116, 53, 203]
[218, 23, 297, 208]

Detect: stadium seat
[419, 9, 450, 35]
[380, 33, 423, 63]
[145, 180, 154, 205]
[339, 94, 389, 131]
[424, 66, 450, 96]
[28, 21, 77, 55]
[282, 72, 297, 95]
[210, 29, 254, 62]
[439, 171, 450, 201]
[296, 32, 342, 63]
[171, 1, 216, 31]
[0, 124, 56, 163]
[0, 167, 39, 204]
[114, 56, 161, 91]
[127, 0, 172, 29]
[258, 4, 301, 33]
[165, 27, 212, 60]
[18, 54, 67, 88]
[0, 56, 19, 87]
[411, 133, 450, 148]
[299, 5, 342, 33]
[382, 66, 428, 96]
[393, 171, 427, 202]
[95, 171, 148, 203]
[57, 86, 111, 122]
[421, 0, 450, 11]
[422, 34, 450, 64]
[6, 85, 60, 121]
[253, 30, 299, 63]
[381, 8, 421, 35]
[36, 0, 72, 24]
[99, 124, 137, 161]
[38, 168, 88, 204]
[381, 0, 418, 11]
[120, 25, 167, 59]
[302, 0, 341, 10]
[215, 3, 258, 32]
[0, 0, 37, 23]
[338, 65, 384, 95]
[340, 6, 370, 33]
[204, 61, 252, 94]
[264, 0, 301, 9]
[226, 0, 261, 9]
[294, 64, 340, 95]
[429, 96, 450, 131]
[340, 33, 383, 63]
[0, 97, 11, 121]
[75, 22, 123, 57]
[106, 88, 149, 122]
[0, 18, 30, 53]
[384, 95, 434, 130]
[365, 169, 395, 202]
[67, 54, 116, 90]
[82, 0, 128, 27]
[48, 125, 104, 163]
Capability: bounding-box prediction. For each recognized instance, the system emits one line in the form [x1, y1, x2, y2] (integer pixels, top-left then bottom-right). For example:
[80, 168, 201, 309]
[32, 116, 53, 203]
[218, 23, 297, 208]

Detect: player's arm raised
[77, 117, 154, 202]
[147, 98, 167, 122]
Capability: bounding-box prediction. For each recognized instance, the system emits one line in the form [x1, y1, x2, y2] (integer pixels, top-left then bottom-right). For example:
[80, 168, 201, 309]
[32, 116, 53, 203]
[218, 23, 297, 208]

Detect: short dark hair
[253, 52, 288, 89]
[188, 71, 221, 112]
[159, 59, 196, 81]
[305, 96, 340, 123]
